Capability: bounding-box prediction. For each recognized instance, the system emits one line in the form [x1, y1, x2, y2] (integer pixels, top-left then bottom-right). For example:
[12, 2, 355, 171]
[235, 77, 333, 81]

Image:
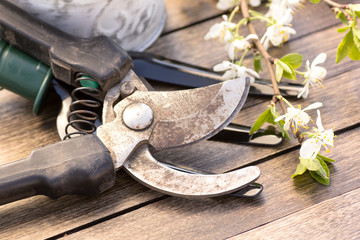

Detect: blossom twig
[323, 0, 348, 9]
[240, 0, 295, 135]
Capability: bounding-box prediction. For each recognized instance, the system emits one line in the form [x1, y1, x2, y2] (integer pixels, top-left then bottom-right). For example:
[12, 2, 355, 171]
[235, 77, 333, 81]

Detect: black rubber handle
[0, 0, 132, 93]
[0, 135, 115, 205]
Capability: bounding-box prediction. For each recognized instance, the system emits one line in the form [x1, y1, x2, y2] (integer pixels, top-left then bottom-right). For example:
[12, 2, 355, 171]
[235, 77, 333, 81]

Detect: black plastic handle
[0, 135, 115, 205]
[0, 0, 132, 93]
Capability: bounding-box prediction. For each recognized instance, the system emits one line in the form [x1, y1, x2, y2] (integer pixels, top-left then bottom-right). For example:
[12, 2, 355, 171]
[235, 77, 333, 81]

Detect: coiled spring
[63, 74, 102, 140]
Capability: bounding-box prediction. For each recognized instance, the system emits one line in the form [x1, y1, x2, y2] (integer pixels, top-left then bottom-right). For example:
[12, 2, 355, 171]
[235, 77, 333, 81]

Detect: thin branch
[240, 1, 282, 98]
[240, 0, 297, 137]
[323, 0, 349, 9]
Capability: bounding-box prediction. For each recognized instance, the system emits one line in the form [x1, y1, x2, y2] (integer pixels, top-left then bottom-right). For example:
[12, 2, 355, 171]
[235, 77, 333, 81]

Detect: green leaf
[317, 154, 336, 163]
[336, 29, 354, 63]
[282, 67, 297, 80]
[275, 62, 284, 83]
[352, 27, 360, 49]
[336, 12, 348, 25]
[309, 158, 330, 185]
[337, 26, 350, 33]
[269, 105, 290, 140]
[276, 60, 292, 73]
[349, 43, 360, 60]
[309, 0, 320, 3]
[280, 53, 303, 69]
[291, 163, 307, 178]
[355, 11, 360, 18]
[299, 156, 321, 171]
[253, 53, 263, 73]
[353, 26, 360, 40]
[309, 170, 329, 185]
[276, 60, 296, 80]
[249, 108, 273, 135]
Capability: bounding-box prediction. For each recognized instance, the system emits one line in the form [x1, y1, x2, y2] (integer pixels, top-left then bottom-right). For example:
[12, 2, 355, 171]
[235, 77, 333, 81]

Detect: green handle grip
[0, 39, 52, 114]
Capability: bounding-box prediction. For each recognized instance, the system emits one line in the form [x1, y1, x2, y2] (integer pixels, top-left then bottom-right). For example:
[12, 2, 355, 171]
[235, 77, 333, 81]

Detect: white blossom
[274, 102, 322, 132]
[216, 0, 239, 10]
[266, 0, 303, 20]
[227, 34, 258, 60]
[298, 53, 327, 98]
[204, 15, 236, 43]
[216, 0, 260, 10]
[249, 0, 261, 7]
[261, 9, 296, 49]
[286, 0, 304, 11]
[265, 0, 293, 24]
[300, 110, 335, 160]
[213, 61, 259, 81]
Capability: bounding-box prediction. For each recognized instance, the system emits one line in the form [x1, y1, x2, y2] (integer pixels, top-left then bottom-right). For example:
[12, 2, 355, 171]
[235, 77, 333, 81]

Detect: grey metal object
[124, 144, 260, 197]
[94, 71, 262, 197]
[10, 0, 166, 51]
[55, 70, 262, 198]
[97, 71, 250, 168]
[123, 103, 154, 130]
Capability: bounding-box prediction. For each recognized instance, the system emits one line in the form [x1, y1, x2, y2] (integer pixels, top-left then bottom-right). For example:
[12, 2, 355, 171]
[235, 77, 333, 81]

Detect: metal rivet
[123, 103, 153, 130]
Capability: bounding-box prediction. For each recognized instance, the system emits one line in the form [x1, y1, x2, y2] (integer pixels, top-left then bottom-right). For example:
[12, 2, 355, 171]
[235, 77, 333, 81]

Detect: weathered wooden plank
[230, 187, 360, 240]
[60, 126, 360, 240]
[163, 0, 222, 33]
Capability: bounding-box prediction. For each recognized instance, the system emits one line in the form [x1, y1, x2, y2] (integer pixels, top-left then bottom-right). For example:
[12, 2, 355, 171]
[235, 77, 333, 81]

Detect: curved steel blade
[97, 76, 250, 168]
[124, 144, 260, 197]
[148, 76, 250, 149]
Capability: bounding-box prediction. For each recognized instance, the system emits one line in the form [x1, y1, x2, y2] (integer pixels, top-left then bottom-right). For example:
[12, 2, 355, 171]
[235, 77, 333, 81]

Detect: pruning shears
[0, 0, 264, 205]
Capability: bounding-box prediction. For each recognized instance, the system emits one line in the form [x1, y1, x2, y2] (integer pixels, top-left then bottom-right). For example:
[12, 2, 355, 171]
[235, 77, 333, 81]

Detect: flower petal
[297, 82, 309, 98]
[227, 43, 235, 60]
[213, 61, 232, 72]
[297, 111, 311, 127]
[320, 129, 335, 147]
[249, 0, 261, 7]
[274, 114, 286, 122]
[311, 53, 327, 68]
[316, 110, 324, 132]
[246, 34, 259, 40]
[245, 67, 260, 78]
[300, 138, 321, 160]
[303, 102, 323, 111]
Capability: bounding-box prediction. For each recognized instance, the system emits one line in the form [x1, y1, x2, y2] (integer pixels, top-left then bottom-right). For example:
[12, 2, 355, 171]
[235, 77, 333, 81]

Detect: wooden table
[1, 0, 360, 239]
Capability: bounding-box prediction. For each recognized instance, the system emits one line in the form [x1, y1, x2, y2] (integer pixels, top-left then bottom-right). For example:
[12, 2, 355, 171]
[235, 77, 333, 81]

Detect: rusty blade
[124, 144, 260, 197]
[147, 77, 250, 149]
[98, 74, 249, 168]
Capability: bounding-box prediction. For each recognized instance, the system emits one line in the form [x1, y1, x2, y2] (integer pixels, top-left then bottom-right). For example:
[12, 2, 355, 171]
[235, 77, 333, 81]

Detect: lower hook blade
[123, 144, 260, 198]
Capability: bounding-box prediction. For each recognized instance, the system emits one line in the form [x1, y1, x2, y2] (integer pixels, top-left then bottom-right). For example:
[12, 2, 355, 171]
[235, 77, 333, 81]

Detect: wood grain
[230, 187, 360, 240]
[61, 126, 360, 240]
[163, 0, 223, 33]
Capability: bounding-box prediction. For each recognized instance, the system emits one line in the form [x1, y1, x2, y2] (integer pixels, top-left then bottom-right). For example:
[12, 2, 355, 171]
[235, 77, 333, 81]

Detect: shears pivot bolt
[123, 103, 154, 130]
